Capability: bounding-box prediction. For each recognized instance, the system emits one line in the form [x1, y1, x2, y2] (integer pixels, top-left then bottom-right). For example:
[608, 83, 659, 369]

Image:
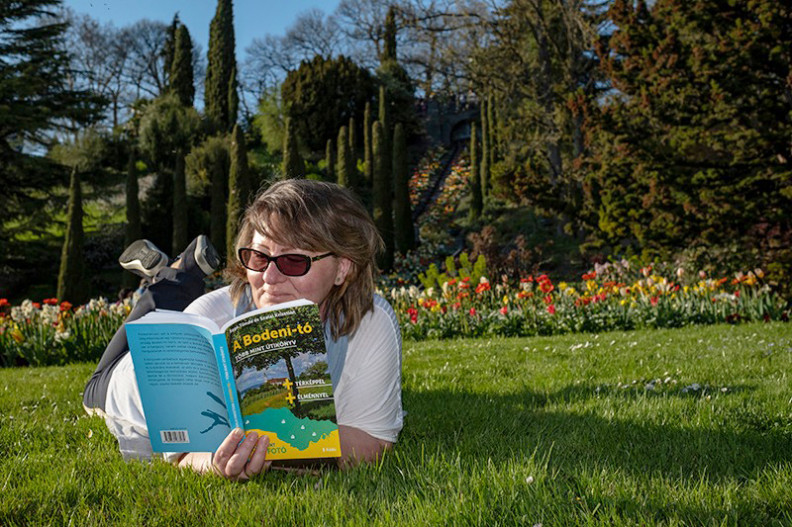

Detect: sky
[62, 0, 342, 55]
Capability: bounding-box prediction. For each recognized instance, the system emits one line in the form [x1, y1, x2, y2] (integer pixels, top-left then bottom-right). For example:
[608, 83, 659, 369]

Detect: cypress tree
[363, 101, 373, 188]
[336, 125, 349, 187]
[170, 24, 195, 107]
[381, 6, 397, 63]
[282, 118, 304, 178]
[325, 139, 335, 181]
[372, 121, 394, 270]
[57, 169, 86, 303]
[172, 149, 188, 254]
[123, 148, 142, 288]
[163, 14, 179, 87]
[227, 124, 250, 258]
[205, 0, 236, 132]
[469, 122, 482, 220]
[228, 65, 239, 130]
[210, 144, 227, 255]
[378, 85, 390, 154]
[480, 98, 489, 199]
[377, 86, 392, 207]
[487, 94, 496, 169]
[347, 116, 358, 190]
[392, 123, 414, 254]
[377, 5, 418, 139]
[348, 116, 357, 157]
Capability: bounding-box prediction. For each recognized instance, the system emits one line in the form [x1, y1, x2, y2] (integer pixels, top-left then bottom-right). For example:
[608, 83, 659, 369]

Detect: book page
[126, 319, 230, 452]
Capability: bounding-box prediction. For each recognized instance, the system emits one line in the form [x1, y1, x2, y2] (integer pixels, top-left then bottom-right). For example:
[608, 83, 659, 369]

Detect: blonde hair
[226, 179, 383, 339]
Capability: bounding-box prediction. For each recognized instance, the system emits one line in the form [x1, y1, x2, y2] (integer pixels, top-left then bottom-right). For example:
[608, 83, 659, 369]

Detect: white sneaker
[118, 239, 168, 278]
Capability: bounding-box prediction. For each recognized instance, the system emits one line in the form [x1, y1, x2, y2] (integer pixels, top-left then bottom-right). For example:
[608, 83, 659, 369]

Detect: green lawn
[2, 322, 791, 525]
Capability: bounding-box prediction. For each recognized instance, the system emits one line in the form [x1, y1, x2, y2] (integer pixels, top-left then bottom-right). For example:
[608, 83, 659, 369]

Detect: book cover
[125, 299, 340, 460]
[223, 300, 340, 460]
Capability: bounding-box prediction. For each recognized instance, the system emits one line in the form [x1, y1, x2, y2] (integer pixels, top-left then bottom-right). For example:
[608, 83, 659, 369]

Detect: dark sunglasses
[238, 248, 335, 277]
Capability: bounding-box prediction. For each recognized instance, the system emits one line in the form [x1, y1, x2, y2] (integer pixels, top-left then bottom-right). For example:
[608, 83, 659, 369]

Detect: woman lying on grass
[83, 179, 404, 480]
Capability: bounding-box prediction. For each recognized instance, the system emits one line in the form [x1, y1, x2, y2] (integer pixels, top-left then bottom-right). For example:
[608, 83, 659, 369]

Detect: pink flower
[469, 307, 477, 317]
[547, 305, 556, 315]
[499, 306, 508, 315]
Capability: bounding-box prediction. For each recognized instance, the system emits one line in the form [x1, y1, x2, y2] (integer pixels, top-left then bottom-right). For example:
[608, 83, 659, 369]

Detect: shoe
[179, 235, 221, 277]
[119, 240, 169, 278]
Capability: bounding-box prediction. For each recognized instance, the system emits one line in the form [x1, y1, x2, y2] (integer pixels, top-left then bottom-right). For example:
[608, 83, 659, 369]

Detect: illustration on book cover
[225, 303, 340, 458]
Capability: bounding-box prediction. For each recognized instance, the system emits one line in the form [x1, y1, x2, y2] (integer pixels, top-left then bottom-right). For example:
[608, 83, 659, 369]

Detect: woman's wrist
[177, 452, 214, 473]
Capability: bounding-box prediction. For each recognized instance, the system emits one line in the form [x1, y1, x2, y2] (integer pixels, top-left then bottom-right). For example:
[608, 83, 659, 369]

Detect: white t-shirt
[103, 286, 404, 460]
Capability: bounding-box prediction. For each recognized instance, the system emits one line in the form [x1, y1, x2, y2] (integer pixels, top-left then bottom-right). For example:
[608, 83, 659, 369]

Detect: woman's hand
[211, 428, 271, 481]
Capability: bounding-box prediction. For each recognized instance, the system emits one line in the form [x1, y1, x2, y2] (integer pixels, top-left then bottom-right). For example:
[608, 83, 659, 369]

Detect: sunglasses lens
[277, 254, 311, 276]
[241, 249, 268, 271]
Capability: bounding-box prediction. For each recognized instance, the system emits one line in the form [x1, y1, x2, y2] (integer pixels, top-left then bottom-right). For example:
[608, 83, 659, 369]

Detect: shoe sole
[194, 235, 221, 275]
[119, 240, 168, 278]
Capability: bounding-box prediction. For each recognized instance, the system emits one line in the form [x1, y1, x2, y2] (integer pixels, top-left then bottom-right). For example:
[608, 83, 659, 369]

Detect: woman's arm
[337, 424, 393, 468]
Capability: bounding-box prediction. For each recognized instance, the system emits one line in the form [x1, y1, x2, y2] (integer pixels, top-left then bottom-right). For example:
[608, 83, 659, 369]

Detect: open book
[124, 298, 340, 460]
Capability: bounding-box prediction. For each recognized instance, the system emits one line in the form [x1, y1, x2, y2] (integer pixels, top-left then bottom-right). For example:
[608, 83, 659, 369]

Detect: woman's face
[244, 230, 351, 311]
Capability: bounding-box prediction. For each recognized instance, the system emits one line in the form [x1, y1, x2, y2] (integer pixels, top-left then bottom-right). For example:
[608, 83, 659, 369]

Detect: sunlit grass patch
[1, 322, 791, 525]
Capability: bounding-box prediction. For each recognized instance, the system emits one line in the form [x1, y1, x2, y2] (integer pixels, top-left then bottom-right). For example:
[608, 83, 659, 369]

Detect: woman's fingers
[224, 431, 259, 477]
[212, 427, 245, 476]
[245, 434, 271, 476]
[212, 428, 270, 480]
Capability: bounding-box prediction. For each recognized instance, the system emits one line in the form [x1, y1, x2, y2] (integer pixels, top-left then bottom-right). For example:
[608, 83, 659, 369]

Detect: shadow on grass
[401, 385, 792, 483]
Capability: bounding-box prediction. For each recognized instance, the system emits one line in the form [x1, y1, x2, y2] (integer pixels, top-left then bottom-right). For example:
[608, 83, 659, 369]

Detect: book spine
[213, 333, 243, 429]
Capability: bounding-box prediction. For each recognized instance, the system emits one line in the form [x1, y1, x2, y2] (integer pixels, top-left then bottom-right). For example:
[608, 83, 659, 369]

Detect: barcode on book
[160, 430, 190, 444]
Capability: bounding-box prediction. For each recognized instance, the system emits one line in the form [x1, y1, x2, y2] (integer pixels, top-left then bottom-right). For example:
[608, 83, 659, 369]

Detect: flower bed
[408, 146, 447, 207]
[0, 296, 128, 367]
[385, 257, 789, 340]
[2, 258, 788, 366]
[416, 152, 470, 230]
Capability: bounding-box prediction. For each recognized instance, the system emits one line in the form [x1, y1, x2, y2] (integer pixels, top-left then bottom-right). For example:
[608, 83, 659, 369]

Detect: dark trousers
[82, 268, 206, 411]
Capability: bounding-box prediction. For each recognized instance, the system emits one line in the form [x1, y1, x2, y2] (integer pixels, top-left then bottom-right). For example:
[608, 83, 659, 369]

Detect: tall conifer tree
[57, 169, 86, 302]
[372, 121, 394, 269]
[170, 24, 195, 107]
[325, 139, 335, 182]
[377, 86, 392, 206]
[392, 123, 414, 254]
[205, 0, 236, 132]
[377, 5, 417, 137]
[487, 95, 496, 170]
[227, 124, 250, 258]
[163, 14, 179, 86]
[363, 101, 373, 188]
[336, 126, 350, 187]
[469, 122, 482, 220]
[480, 99, 489, 199]
[282, 118, 304, 178]
[347, 117, 359, 191]
[172, 150, 188, 253]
